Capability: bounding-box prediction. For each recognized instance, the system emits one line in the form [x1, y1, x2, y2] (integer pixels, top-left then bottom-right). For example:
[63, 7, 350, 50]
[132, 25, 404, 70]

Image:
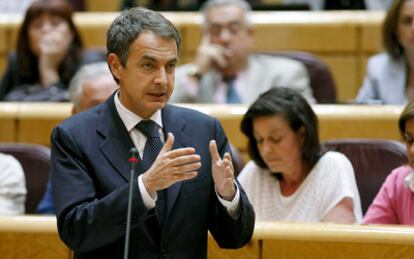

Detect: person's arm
[51, 126, 153, 252]
[363, 171, 399, 224]
[208, 119, 255, 249]
[0, 154, 26, 215]
[355, 58, 380, 104]
[319, 153, 362, 223]
[322, 197, 355, 223]
[36, 178, 55, 214]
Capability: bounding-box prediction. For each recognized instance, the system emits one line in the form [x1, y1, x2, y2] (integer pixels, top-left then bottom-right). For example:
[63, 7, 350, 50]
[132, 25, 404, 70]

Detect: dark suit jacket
[51, 95, 255, 259]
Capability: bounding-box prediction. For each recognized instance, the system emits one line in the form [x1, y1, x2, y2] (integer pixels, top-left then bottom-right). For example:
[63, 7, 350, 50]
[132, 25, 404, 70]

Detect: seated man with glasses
[171, 0, 315, 104]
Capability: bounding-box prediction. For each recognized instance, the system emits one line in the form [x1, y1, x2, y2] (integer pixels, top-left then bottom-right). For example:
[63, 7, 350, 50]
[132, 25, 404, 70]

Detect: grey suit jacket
[356, 53, 407, 105]
[171, 54, 315, 104]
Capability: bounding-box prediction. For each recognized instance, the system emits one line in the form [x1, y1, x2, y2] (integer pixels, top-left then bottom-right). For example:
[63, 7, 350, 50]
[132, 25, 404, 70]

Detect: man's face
[205, 5, 253, 74]
[74, 74, 118, 114]
[108, 31, 178, 118]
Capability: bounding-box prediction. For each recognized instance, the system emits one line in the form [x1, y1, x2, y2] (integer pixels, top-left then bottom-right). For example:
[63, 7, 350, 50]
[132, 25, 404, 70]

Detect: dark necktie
[224, 77, 241, 104]
[136, 120, 167, 226]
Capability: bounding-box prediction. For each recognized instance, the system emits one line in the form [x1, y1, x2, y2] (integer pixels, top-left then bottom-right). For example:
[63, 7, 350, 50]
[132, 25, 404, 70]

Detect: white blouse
[238, 151, 362, 223]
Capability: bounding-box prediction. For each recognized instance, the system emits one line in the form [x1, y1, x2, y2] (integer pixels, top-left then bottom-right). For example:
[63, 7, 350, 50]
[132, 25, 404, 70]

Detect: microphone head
[128, 148, 139, 163]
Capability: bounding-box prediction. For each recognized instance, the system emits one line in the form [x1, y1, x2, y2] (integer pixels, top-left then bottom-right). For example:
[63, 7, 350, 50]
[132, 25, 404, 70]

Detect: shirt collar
[114, 90, 163, 132]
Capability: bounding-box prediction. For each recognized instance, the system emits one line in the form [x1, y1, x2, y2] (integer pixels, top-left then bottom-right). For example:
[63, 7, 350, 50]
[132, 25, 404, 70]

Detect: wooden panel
[0, 16, 9, 75]
[17, 103, 72, 146]
[182, 12, 359, 54]
[361, 11, 384, 53]
[0, 23, 7, 53]
[315, 105, 402, 141]
[263, 240, 414, 259]
[0, 216, 71, 259]
[85, 0, 122, 12]
[3, 214, 414, 259]
[0, 103, 18, 142]
[10, 103, 403, 156]
[0, 54, 8, 83]
[74, 13, 117, 48]
[208, 234, 260, 259]
[258, 221, 414, 259]
[319, 55, 358, 102]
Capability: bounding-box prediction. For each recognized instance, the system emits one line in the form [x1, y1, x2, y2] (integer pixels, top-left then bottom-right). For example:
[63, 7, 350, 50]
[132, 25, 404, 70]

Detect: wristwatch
[187, 64, 202, 81]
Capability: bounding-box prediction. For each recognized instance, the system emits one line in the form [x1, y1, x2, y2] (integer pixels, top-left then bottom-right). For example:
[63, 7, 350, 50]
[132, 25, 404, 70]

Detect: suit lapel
[97, 95, 136, 181]
[162, 105, 189, 215]
[97, 101, 189, 216]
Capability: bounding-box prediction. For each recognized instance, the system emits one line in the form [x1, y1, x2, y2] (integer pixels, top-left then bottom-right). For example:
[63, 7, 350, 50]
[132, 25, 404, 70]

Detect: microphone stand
[124, 148, 138, 259]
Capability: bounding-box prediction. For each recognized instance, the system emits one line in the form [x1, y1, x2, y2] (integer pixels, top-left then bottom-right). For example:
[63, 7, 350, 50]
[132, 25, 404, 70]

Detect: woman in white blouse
[238, 88, 362, 223]
[0, 153, 26, 215]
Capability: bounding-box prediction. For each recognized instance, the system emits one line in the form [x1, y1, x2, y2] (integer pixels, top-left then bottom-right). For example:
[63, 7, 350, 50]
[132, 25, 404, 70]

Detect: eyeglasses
[207, 21, 246, 38]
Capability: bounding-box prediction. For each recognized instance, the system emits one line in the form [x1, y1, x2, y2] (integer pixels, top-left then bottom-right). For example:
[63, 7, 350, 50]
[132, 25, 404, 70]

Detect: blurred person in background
[356, 0, 414, 104]
[364, 101, 414, 225]
[238, 88, 362, 223]
[0, 0, 102, 101]
[171, 0, 315, 104]
[37, 62, 118, 214]
[0, 153, 26, 215]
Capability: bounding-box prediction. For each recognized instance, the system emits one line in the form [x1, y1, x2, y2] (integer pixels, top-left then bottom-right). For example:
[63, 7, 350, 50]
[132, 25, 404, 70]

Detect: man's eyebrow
[140, 55, 178, 64]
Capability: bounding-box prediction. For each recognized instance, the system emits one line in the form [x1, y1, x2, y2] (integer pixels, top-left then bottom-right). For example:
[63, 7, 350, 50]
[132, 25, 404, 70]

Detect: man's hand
[209, 140, 236, 201]
[192, 36, 233, 75]
[142, 133, 200, 196]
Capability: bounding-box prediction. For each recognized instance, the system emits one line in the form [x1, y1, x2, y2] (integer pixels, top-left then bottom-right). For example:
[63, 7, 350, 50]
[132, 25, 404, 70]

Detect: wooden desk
[2, 216, 414, 259]
[256, 221, 414, 259]
[0, 103, 402, 163]
[0, 216, 70, 259]
[0, 103, 18, 142]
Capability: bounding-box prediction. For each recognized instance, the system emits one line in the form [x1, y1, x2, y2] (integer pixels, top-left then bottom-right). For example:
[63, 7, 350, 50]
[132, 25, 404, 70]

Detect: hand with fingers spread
[142, 133, 200, 196]
[209, 140, 236, 201]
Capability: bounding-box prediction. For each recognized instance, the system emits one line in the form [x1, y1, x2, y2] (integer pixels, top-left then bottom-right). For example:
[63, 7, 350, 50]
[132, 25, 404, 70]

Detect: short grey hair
[107, 7, 181, 80]
[201, 0, 252, 29]
[69, 62, 112, 110]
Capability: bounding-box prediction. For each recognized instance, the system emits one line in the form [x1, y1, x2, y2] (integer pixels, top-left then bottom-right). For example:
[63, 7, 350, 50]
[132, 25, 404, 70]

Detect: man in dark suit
[51, 7, 255, 259]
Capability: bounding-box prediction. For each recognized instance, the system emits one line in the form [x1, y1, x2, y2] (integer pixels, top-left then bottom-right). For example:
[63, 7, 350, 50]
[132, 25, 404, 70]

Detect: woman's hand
[38, 23, 73, 87]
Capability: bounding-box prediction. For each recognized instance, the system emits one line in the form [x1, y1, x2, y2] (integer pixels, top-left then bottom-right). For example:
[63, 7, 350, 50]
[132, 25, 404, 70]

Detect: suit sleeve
[208, 119, 255, 248]
[51, 126, 154, 252]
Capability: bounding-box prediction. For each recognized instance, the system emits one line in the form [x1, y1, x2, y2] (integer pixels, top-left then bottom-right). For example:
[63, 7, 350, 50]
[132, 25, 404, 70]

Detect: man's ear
[108, 53, 122, 81]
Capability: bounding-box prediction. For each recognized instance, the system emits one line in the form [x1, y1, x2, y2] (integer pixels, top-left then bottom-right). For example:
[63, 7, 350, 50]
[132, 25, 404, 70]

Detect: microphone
[124, 148, 139, 259]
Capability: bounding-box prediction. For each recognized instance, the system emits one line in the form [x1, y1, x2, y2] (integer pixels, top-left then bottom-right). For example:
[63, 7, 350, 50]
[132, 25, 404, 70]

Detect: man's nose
[218, 28, 232, 43]
[154, 68, 168, 85]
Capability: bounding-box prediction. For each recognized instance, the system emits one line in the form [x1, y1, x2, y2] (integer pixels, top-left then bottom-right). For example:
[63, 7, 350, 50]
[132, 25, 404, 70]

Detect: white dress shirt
[114, 92, 240, 215]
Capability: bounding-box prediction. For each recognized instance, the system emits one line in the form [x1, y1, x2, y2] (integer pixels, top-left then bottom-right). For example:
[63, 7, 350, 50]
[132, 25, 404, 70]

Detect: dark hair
[107, 7, 181, 83]
[383, 0, 407, 60]
[241, 88, 321, 170]
[16, 0, 83, 87]
[399, 101, 414, 138]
